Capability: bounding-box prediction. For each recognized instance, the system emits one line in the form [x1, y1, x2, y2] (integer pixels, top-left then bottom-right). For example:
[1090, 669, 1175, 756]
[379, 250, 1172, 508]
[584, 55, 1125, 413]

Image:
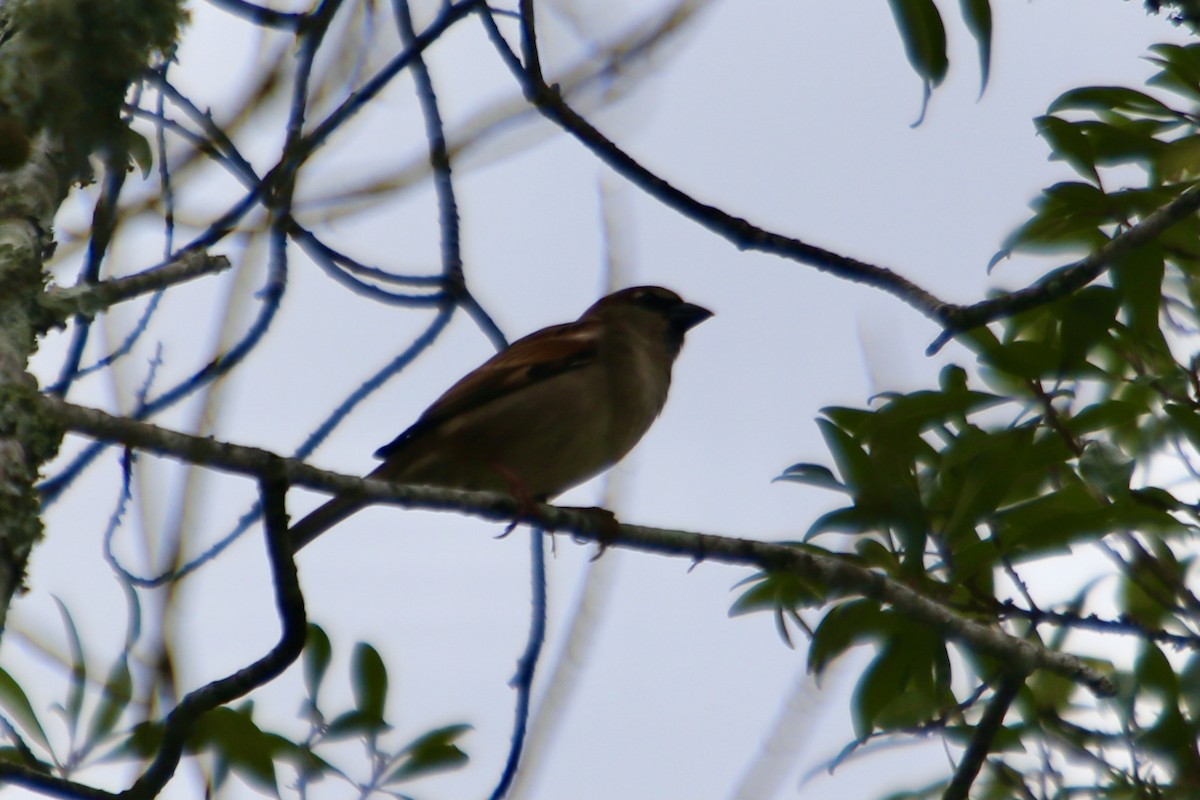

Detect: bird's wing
[373, 319, 601, 460]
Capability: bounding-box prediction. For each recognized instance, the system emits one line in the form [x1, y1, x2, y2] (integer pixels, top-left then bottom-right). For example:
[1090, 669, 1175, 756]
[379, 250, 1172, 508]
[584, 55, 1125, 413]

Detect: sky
[7, 1, 1197, 799]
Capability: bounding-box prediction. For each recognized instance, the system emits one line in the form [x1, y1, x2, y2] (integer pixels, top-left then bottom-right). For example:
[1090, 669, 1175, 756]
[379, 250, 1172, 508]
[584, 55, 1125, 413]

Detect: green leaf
[809, 599, 888, 675]
[1112, 245, 1166, 345]
[303, 624, 332, 704]
[351, 642, 388, 724]
[385, 724, 472, 783]
[1035, 116, 1100, 185]
[1166, 403, 1200, 449]
[1147, 43, 1200, 104]
[852, 625, 952, 737]
[958, 0, 991, 94]
[853, 645, 909, 740]
[976, 339, 1064, 381]
[1136, 643, 1180, 700]
[53, 597, 87, 743]
[1059, 285, 1119, 370]
[1002, 181, 1114, 256]
[275, 739, 333, 781]
[938, 364, 968, 393]
[1073, 119, 1167, 169]
[773, 463, 846, 493]
[932, 426, 1038, 542]
[1078, 442, 1134, 497]
[1179, 653, 1200, 719]
[805, 506, 886, 540]
[729, 570, 827, 618]
[816, 418, 874, 496]
[887, 0, 949, 87]
[85, 655, 132, 756]
[1158, 133, 1200, 181]
[1048, 85, 1181, 119]
[0, 666, 51, 753]
[325, 709, 392, 739]
[1068, 399, 1143, 436]
[119, 720, 164, 759]
[192, 707, 280, 795]
[993, 482, 1105, 557]
[124, 128, 154, 178]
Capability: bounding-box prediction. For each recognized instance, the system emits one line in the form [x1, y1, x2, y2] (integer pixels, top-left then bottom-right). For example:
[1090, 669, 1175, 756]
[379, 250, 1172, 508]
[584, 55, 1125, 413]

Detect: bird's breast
[383, 339, 673, 500]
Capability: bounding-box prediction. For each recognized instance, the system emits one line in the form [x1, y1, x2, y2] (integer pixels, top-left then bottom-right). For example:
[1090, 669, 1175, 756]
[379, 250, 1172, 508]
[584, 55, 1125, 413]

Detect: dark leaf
[325, 709, 391, 739]
[0, 667, 50, 753]
[773, 463, 846, 492]
[958, 0, 991, 94]
[887, 0, 949, 87]
[809, 599, 889, 675]
[192, 707, 281, 796]
[1035, 116, 1100, 185]
[53, 597, 87, 742]
[385, 724, 472, 783]
[1048, 85, 1182, 119]
[1078, 442, 1134, 497]
[85, 656, 133, 755]
[303, 624, 332, 703]
[351, 642, 388, 723]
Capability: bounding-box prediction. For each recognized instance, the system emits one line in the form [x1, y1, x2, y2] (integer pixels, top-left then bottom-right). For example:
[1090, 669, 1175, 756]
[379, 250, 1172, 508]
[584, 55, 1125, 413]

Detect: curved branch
[0, 459, 306, 800]
[123, 461, 306, 799]
[480, 5, 1200, 352]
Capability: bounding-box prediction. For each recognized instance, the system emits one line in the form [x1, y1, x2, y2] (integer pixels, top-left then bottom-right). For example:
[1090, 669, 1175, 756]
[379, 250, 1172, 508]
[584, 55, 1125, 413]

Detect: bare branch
[38, 251, 233, 330]
[943, 673, 1025, 800]
[205, 0, 307, 29]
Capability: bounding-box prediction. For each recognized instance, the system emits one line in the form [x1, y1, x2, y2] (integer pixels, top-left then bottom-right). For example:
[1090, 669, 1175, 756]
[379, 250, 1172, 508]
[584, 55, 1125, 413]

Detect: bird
[289, 285, 712, 549]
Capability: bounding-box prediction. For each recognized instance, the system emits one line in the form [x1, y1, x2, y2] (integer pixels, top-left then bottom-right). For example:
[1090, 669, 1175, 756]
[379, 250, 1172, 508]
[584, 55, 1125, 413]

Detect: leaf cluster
[735, 43, 1200, 798]
[0, 620, 469, 799]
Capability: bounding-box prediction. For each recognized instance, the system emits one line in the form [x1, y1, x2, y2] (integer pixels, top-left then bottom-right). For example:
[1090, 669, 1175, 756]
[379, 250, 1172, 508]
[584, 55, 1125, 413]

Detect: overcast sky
[9, 2, 1196, 799]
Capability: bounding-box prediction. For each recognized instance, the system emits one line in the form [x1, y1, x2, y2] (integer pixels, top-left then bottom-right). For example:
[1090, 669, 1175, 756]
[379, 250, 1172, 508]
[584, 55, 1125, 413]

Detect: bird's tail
[290, 492, 367, 550]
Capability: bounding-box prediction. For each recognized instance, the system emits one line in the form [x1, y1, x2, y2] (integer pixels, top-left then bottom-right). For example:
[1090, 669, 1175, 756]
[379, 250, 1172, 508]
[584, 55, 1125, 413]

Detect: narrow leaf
[53, 597, 87, 743]
[0, 667, 51, 752]
[351, 643, 388, 722]
[959, 0, 991, 95]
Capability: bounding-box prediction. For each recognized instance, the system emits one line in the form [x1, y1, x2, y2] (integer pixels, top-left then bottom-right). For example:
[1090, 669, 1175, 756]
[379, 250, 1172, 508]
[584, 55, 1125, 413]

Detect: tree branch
[0, 456, 306, 800]
[482, 5, 1200, 353]
[44, 396, 1117, 698]
[38, 250, 233, 331]
[942, 672, 1025, 800]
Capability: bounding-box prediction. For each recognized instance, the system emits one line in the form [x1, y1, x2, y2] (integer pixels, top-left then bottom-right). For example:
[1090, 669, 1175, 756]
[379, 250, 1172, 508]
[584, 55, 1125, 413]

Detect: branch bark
[37, 250, 233, 331]
[0, 138, 73, 635]
[45, 396, 1117, 698]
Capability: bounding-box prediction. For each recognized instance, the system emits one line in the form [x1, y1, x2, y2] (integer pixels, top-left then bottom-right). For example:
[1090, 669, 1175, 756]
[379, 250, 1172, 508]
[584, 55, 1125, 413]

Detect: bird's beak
[671, 302, 714, 333]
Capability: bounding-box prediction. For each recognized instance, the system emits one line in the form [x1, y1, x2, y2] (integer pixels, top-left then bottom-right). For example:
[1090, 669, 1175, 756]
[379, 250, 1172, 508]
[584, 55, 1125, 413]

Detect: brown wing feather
[374, 320, 601, 460]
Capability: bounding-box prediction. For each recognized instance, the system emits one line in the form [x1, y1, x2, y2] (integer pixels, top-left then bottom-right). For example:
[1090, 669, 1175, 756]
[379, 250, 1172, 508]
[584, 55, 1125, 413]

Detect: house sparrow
[290, 286, 712, 549]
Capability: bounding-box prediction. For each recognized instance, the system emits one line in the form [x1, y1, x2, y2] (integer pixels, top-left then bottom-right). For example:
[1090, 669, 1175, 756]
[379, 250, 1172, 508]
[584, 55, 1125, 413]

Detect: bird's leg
[556, 506, 620, 558]
[491, 462, 541, 539]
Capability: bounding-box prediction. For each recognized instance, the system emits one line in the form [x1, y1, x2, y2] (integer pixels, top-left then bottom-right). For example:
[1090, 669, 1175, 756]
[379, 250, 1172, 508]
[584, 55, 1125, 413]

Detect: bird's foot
[555, 506, 620, 559]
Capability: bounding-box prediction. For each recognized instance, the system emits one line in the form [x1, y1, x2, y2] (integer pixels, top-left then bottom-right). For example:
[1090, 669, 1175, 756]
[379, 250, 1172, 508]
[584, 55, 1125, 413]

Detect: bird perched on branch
[289, 286, 712, 549]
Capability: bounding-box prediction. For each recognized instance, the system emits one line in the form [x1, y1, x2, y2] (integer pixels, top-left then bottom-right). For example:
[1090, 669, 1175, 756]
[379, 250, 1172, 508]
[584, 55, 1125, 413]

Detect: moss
[0, 382, 61, 466]
[0, 0, 189, 171]
[0, 381, 59, 587]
